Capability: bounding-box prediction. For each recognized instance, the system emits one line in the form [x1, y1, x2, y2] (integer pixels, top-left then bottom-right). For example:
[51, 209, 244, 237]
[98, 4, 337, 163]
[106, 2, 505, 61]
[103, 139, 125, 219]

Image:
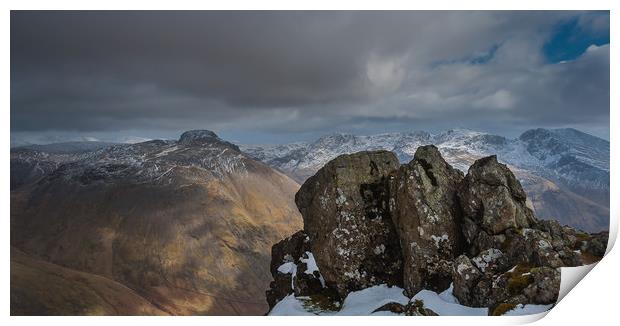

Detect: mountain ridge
[241, 127, 609, 232]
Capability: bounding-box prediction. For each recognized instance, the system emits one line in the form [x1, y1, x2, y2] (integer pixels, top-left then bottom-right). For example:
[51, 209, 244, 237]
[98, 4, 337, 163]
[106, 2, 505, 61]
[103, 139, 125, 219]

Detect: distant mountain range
[241, 128, 609, 232]
[11, 127, 609, 233]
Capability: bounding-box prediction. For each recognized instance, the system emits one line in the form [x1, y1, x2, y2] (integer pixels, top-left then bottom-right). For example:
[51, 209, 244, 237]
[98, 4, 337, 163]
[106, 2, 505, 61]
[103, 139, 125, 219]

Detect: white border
[2, 1, 616, 326]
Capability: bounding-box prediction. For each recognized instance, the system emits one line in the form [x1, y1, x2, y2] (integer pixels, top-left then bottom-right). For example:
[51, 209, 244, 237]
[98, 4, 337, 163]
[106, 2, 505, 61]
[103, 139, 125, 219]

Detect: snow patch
[270, 285, 408, 316]
[339, 285, 410, 315]
[300, 252, 326, 287]
[269, 294, 317, 316]
[503, 303, 553, 316]
[277, 262, 296, 274]
[270, 283, 553, 316]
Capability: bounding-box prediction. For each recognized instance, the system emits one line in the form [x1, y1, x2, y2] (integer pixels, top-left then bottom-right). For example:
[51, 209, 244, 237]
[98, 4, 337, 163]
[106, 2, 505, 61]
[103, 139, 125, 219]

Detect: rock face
[447, 156, 604, 308]
[295, 151, 403, 297]
[268, 146, 608, 314]
[389, 145, 465, 296]
[458, 156, 536, 236]
[265, 230, 338, 311]
[178, 129, 241, 151]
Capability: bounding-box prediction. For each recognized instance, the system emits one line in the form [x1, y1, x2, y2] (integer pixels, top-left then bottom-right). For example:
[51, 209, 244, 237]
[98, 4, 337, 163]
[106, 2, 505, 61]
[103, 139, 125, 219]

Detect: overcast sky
[11, 11, 610, 145]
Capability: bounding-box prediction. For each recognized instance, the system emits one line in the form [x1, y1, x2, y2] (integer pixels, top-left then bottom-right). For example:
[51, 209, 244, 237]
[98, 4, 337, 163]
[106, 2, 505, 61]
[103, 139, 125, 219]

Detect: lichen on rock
[457, 155, 536, 236]
[295, 151, 403, 297]
[389, 145, 465, 296]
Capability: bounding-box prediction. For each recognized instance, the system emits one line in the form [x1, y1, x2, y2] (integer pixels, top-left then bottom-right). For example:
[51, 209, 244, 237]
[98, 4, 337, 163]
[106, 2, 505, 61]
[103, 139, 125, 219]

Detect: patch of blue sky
[543, 13, 609, 63]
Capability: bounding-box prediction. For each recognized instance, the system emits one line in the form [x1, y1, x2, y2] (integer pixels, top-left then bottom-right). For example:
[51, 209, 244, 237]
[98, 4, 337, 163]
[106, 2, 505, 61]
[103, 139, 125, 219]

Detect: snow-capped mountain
[242, 128, 608, 189]
[520, 128, 609, 171]
[11, 130, 303, 315]
[518, 128, 609, 193]
[46, 131, 252, 185]
[11, 132, 251, 188]
[241, 128, 609, 232]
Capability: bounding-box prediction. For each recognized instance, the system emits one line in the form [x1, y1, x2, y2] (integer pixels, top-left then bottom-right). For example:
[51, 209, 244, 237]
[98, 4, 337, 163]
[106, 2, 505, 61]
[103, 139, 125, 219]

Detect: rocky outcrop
[267, 147, 608, 314]
[388, 145, 464, 296]
[178, 129, 240, 151]
[456, 263, 561, 312]
[295, 151, 403, 297]
[458, 155, 536, 237]
[266, 230, 338, 311]
[449, 156, 600, 307]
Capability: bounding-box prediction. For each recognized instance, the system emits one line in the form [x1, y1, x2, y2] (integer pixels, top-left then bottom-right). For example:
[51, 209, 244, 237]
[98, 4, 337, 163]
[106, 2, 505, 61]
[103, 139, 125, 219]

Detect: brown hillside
[11, 132, 303, 315]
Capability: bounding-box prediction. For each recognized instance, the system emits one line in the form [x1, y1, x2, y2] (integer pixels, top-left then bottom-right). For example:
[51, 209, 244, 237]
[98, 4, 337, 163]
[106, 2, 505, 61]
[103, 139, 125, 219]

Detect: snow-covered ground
[270, 239, 554, 317]
[270, 285, 408, 316]
[269, 284, 553, 316]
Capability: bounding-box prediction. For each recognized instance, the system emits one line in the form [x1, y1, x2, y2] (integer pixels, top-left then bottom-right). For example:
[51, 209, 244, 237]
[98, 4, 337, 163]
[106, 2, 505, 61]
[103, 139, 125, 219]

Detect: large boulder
[388, 145, 465, 295]
[458, 156, 536, 237]
[296, 151, 403, 297]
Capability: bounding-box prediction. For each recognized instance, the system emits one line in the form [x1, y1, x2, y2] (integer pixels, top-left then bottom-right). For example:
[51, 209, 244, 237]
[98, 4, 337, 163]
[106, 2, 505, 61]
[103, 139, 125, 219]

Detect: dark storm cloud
[10, 11, 609, 142]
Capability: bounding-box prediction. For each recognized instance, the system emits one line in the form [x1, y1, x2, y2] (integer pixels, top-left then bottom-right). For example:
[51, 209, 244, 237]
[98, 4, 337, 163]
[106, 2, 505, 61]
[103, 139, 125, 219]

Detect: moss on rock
[491, 303, 517, 316]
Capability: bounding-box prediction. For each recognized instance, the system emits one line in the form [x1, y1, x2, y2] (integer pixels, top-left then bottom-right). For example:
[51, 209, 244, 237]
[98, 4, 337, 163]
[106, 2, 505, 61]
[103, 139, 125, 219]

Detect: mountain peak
[518, 128, 551, 141]
[178, 130, 219, 144]
[519, 127, 607, 143]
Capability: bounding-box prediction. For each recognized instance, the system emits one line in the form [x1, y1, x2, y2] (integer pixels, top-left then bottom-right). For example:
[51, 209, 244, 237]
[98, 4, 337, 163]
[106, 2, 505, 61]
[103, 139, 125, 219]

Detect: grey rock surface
[296, 151, 403, 297]
[389, 145, 465, 295]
